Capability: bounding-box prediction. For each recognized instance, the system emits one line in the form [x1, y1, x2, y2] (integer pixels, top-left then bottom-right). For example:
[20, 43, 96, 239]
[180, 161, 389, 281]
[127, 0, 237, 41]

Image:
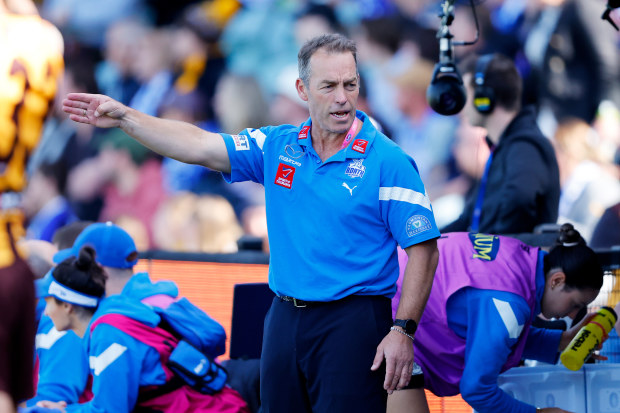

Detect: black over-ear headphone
[426, 61, 467, 116]
[473, 54, 495, 115]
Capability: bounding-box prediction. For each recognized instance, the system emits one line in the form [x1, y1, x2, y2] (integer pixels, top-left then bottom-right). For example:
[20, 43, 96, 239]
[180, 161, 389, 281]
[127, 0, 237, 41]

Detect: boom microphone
[427, 0, 466, 116]
[427, 0, 479, 116]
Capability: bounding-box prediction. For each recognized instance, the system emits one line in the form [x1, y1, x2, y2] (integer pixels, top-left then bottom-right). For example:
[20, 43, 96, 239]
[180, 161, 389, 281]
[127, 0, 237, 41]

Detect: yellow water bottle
[560, 306, 618, 371]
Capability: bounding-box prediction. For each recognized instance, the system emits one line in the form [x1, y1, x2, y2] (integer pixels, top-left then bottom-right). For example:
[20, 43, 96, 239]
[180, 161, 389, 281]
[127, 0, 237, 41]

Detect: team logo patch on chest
[351, 139, 368, 153]
[345, 159, 366, 178]
[275, 163, 296, 189]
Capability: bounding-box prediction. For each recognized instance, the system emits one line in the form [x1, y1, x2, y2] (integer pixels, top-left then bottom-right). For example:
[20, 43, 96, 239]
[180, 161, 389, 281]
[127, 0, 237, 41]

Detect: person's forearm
[119, 108, 231, 173]
[395, 239, 438, 322]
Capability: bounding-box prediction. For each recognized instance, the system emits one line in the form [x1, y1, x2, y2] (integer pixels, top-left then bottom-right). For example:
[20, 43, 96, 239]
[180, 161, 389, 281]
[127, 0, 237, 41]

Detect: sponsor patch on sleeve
[351, 139, 368, 153]
[274, 163, 296, 189]
[406, 215, 432, 237]
[232, 134, 250, 151]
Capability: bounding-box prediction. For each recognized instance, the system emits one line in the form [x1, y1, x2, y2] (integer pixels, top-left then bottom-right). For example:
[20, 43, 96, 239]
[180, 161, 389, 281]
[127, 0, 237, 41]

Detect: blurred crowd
[22, 0, 620, 252]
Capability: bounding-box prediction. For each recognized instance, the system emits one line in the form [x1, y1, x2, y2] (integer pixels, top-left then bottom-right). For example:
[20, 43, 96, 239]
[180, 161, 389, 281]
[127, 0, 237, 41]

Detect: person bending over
[389, 224, 603, 413]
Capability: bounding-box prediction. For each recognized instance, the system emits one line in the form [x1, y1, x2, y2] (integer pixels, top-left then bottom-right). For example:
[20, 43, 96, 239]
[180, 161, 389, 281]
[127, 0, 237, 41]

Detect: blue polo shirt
[222, 111, 440, 301]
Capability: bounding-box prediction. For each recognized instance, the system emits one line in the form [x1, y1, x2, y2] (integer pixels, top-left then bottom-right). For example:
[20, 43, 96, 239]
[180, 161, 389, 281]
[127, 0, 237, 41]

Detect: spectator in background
[95, 19, 146, 105]
[152, 192, 201, 252]
[29, 49, 102, 177]
[591, 202, 620, 248]
[196, 194, 243, 253]
[18, 239, 57, 279]
[52, 221, 94, 250]
[553, 118, 620, 241]
[442, 54, 560, 235]
[22, 161, 77, 242]
[66, 129, 166, 248]
[159, 87, 263, 220]
[157, 90, 214, 194]
[390, 58, 457, 189]
[268, 64, 309, 127]
[170, 1, 231, 121]
[0, 0, 64, 409]
[219, 1, 297, 97]
[239, 204, 269, 254]
[521, 0, 620, 136]
[213, 72, 268, 217]
[293, 2, 343, 46]
[40, 0, 148, 49]
[152, 193, 243, 253]
[28, 49, 106, 222]
[351, 16, 408, 134]
[127, 27, 175, 117]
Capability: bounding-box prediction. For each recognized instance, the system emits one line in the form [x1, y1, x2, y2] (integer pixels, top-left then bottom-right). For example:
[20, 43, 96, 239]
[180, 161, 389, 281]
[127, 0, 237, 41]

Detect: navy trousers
[260, 295, 392, 413]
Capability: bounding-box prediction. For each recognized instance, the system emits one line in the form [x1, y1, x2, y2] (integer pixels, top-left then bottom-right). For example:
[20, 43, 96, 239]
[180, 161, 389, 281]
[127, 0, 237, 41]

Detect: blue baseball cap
[35, 270, 53, 299]
[53, 222, 138, 269]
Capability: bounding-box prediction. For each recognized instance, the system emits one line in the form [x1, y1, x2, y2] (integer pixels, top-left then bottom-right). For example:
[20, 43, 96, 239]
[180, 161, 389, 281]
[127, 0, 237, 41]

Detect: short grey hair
[298, 34, 358, 86]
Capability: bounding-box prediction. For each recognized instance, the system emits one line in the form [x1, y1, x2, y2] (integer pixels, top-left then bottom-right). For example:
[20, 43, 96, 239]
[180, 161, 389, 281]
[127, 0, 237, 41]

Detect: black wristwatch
[393, 319, 417, 335]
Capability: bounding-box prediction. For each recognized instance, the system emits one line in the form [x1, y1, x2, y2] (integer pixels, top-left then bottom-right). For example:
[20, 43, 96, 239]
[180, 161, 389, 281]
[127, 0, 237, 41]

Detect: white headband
[48, 278, 100, 308]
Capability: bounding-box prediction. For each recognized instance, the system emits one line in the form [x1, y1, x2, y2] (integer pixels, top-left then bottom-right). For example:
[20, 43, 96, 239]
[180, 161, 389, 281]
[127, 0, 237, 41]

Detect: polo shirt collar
[297, 110, 376, 161]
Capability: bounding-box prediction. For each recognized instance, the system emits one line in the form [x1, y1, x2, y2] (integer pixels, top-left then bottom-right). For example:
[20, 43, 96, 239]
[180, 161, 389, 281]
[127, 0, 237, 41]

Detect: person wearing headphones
[388, 224, 605, 413]
[442, 54, 560, 235]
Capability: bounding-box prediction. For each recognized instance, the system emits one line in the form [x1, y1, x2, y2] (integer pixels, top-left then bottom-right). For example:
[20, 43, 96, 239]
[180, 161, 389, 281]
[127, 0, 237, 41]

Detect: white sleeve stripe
[89, 343, 128, 376]
[492, 298, 524, 339]
[248, 129, 267, 150]
[35, 328, 67, 350]
[379, 187, 432, 211]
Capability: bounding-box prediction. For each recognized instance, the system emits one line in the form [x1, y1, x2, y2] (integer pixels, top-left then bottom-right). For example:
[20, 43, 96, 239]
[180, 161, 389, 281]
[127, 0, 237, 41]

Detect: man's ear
[296, 78, 308, 102]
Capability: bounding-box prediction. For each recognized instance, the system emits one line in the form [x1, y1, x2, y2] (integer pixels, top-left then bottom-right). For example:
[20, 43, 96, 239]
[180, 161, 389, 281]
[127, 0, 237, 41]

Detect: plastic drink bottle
[560, 306, 617, 371]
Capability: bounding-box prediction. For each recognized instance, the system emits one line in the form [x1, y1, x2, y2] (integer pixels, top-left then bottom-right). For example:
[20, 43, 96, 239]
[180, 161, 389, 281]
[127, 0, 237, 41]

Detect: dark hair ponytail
[53, 246, 106, 302]
[543, 223, 603, 290]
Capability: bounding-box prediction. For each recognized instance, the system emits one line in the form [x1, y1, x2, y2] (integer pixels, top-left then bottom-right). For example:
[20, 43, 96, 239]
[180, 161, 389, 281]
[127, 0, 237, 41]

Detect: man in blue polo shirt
[62, 33, 440, 413]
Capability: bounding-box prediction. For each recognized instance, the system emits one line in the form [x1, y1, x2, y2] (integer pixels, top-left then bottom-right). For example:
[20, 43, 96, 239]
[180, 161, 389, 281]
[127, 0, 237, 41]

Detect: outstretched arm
[62, 93, 231, 173]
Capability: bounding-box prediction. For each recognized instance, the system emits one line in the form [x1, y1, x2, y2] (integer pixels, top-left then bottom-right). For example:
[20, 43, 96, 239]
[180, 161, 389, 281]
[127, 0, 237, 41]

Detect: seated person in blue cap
[52, 222, 227, 355]
[37, 246, 248, 412]
[53, 221, 156, 299]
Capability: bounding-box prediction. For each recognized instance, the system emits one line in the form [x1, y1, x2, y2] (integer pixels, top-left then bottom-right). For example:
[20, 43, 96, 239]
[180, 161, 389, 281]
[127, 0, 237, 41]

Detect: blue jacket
[27, 315, 90, 407]
[66, 295, 168, 413]
[120, 272, 179, 301]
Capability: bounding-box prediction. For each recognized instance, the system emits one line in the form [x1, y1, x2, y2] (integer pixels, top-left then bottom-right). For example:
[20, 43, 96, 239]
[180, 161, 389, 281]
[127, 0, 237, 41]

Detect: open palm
[62, 93, 128, 129]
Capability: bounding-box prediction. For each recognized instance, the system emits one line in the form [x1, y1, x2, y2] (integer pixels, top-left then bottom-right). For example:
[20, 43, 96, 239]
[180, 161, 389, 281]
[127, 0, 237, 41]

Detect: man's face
[462, 73, 486, 128]
[296, 50, 359, 135]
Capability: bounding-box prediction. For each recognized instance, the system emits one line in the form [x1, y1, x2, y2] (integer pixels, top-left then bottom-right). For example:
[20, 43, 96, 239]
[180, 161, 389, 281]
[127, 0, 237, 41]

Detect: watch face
[395, 319, 417, 334]
[404, 319, 417, 334]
